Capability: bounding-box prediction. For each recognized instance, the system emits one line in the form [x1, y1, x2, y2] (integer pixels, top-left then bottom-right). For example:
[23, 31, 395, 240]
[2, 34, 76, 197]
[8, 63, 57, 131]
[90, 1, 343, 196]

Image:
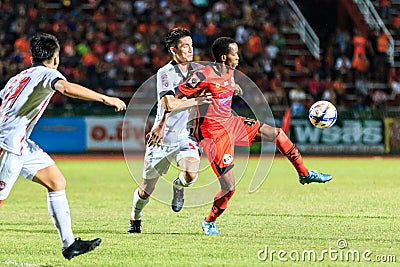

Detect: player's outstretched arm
[54, 80, 126, 112]
[162, 93, 212, 112]
[147, 93, 211, 147]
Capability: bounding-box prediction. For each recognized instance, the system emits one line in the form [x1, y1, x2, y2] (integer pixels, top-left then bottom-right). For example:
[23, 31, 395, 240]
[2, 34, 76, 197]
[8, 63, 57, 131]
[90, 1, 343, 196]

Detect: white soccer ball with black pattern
[308, 101, 337, 129]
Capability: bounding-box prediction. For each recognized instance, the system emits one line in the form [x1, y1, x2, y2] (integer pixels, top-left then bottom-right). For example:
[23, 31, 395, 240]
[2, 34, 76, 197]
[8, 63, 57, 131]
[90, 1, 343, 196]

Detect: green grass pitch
[0, 156, 399, 266]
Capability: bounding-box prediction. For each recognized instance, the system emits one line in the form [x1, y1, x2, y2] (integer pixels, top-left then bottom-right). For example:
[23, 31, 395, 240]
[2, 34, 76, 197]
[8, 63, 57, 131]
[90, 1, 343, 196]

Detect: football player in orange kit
[176, 37, 332, 234]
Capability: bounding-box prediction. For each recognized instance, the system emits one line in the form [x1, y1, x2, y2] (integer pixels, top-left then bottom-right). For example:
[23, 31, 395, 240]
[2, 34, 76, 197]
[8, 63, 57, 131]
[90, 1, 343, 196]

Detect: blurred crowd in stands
[0, 0, 399, 115]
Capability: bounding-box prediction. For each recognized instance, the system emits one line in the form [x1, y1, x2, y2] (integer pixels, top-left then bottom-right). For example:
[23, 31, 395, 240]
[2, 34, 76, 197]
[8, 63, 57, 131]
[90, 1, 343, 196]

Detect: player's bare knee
[34, 176, 66, 192]
[138, 188, 151, 199]
[179, 157, 200, 172]
[222, 184, 235, 192]
[186, 157, 200, 165]
[219, 179, 235, 191]
[0, 199, 4, 208]
[50, 178, 66, 192]
[139, 178, 158, 199]
[260, 125, 279, 142]
[219, 172, 235, 191]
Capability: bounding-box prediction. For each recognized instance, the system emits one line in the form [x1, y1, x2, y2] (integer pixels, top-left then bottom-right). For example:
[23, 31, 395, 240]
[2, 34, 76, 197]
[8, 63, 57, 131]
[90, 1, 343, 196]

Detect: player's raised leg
[258, 124, 332, 184]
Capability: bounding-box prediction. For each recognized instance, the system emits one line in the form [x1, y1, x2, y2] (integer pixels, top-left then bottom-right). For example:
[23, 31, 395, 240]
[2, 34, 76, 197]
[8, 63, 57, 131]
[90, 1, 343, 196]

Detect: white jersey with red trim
[155, 61, 202, 145]
[0, 65, 65, 155]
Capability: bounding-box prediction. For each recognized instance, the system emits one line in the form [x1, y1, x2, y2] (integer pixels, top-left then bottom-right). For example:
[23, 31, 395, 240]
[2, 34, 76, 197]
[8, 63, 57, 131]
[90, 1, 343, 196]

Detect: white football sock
[47, 190, 75, 249]
[131, 188, 149, 221]
[175, 172, 197, 188]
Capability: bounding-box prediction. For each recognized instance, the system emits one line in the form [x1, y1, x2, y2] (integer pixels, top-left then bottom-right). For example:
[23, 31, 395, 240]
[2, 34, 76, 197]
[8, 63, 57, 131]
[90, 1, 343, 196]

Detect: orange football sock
[205, 190, 235, 222]
[275, 130, 308, 177]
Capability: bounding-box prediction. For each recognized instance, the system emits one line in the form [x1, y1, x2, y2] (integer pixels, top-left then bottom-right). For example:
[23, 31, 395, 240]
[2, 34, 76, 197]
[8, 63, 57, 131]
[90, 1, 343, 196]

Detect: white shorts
[143, 135, 200, 179]
[0, 140, 54, 200]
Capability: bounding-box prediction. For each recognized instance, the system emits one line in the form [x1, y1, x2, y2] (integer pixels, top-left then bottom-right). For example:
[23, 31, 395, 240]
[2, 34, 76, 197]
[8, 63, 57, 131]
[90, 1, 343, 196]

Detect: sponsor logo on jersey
[0, 181, 6, 191]
[223, 154, 233, 165]
[244, 118, 257, 126]
[161, 73, 169, 89]
[187, 72, 205, 88]
[219, 91, 233, 111]
[189, 75, 201, 88]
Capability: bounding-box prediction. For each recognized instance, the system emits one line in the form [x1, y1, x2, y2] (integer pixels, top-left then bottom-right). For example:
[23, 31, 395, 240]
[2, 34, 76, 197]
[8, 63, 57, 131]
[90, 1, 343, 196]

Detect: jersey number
[4, 76, 31, 109]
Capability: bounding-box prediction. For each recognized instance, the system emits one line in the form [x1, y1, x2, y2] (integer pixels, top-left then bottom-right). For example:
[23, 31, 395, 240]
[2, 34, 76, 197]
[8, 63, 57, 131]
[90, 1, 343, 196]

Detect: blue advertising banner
[30, 117, 86, 153]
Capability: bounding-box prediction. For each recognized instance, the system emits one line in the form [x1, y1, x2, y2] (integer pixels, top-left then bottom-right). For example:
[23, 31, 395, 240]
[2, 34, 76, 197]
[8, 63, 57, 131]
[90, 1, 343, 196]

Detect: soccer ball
[308, 101, 337, 129]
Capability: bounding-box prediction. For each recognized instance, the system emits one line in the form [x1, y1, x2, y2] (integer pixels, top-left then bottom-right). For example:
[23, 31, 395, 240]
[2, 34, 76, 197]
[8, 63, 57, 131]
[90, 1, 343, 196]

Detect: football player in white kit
[0, 33, 126, 260]
[128, 28, 211, 233]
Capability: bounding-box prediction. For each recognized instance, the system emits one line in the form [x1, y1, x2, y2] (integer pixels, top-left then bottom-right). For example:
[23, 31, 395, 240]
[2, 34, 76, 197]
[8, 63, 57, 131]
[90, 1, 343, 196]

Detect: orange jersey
[177, 64, 260, 176]
[377, 33, 389, 53]
[352, 35, 367, 56]
[177, 64, 237, 139]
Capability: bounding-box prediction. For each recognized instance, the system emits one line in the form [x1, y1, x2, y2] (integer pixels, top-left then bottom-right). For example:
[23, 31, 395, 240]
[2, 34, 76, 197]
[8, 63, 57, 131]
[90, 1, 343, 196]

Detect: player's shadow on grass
[133, 232, 210, 236]
[1, 228, 204, 236]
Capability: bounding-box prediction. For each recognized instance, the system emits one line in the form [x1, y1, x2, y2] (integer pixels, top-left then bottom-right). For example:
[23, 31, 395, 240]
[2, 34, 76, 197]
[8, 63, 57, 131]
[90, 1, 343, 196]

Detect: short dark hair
[211, 37, 236, 62]
[30, 32, 60, 63]
[164, 28, 191, 55]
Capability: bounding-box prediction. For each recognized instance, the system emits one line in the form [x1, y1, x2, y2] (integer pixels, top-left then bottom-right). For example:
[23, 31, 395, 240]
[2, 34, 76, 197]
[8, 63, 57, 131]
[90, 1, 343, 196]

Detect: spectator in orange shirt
[377, 30, 389, 54]
[352, 53, 369, 73]
[13, 34, 31, 66]
[352, 30, 367, 57]
[14, 34, 30, 53]
[263, 22, 277, 38]
[247, 32, 263, 58]
[82, 51, 99, 67]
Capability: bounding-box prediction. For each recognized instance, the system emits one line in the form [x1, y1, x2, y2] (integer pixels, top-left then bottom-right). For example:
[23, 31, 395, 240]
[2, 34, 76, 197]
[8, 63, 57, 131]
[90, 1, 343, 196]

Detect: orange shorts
[200, 116, 260, 177]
